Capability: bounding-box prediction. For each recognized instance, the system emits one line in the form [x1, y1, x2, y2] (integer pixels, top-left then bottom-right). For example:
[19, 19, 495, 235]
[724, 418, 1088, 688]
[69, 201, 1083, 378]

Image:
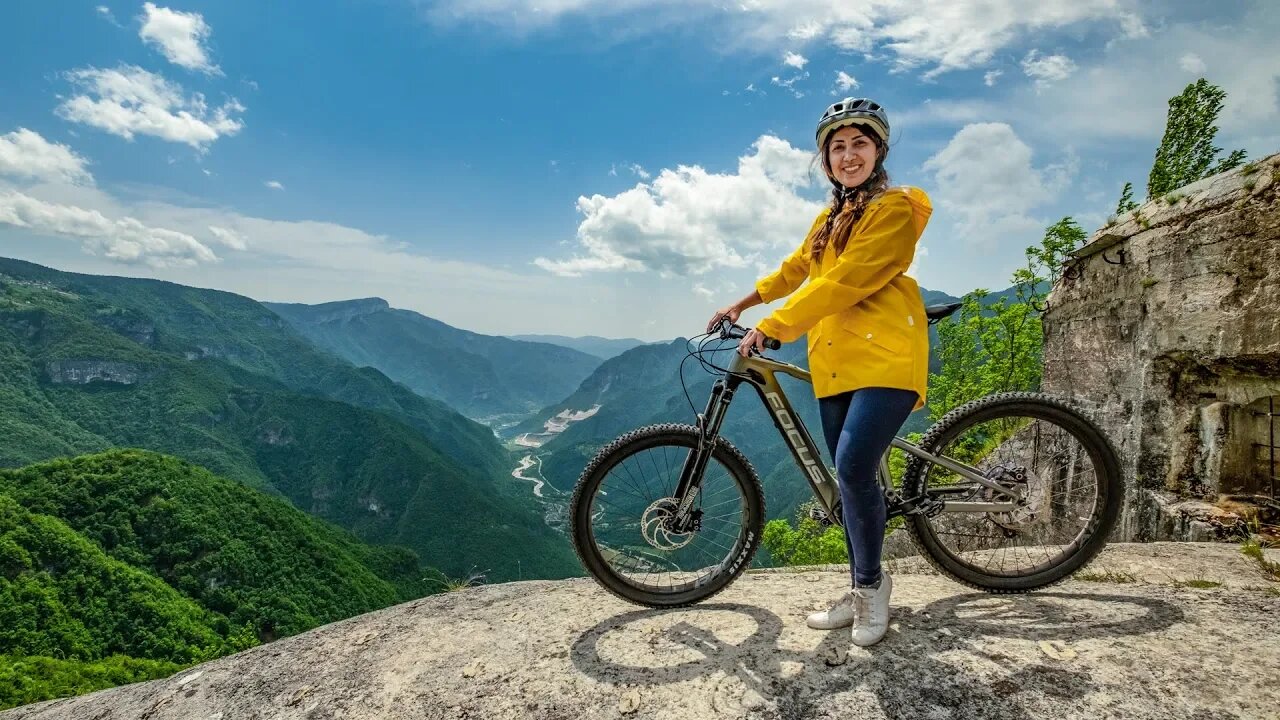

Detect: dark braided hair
[808, 124, 890, 262]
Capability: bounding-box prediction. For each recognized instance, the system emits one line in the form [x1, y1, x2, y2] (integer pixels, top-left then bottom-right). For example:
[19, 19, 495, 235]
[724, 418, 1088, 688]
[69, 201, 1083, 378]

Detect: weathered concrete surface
[5, 542, 1278, 720]
[1042, 152, 1280, 541]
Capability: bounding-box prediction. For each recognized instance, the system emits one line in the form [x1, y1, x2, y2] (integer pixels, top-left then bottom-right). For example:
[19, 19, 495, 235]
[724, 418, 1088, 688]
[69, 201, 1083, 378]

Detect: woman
[706, 97, 931, 647]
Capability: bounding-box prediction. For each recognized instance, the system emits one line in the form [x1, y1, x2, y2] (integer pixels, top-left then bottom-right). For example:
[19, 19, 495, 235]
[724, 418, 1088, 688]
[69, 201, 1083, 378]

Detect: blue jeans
[818, 387, 919, 587]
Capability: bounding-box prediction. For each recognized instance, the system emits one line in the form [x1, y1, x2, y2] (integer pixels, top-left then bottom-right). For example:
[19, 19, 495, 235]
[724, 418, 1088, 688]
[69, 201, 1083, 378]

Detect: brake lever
[717, 316, 739, 341]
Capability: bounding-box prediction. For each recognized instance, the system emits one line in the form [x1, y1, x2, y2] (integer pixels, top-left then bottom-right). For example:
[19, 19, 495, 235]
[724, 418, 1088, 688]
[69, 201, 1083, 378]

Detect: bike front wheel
[901, 392, 1123, 593]
[570, 423, 765, 608]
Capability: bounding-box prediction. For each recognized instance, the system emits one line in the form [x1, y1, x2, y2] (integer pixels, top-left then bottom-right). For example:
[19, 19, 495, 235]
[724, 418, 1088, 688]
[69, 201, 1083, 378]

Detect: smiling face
[825, 125, 879, 188]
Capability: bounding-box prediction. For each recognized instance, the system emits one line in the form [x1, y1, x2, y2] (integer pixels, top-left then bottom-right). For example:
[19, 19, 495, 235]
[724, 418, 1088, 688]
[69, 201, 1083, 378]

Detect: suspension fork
[671, 376, 741, 526]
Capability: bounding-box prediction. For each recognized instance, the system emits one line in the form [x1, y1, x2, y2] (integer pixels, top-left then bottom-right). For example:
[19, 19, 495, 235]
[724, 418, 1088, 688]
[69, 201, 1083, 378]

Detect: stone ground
[4, 542, 1278, 720]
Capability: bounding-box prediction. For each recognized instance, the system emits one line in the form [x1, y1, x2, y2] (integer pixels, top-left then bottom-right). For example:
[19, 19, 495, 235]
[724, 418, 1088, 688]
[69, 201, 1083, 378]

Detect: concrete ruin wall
[1042, 151, 1280, 541]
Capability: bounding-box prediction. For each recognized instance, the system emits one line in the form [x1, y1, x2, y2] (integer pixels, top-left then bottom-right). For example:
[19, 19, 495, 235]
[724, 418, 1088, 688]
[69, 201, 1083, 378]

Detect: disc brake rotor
[641, 498, 696, 550]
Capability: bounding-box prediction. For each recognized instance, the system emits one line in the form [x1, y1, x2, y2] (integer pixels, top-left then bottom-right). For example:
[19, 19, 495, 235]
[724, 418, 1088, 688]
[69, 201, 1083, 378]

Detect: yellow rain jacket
[754, 186, 932, 410]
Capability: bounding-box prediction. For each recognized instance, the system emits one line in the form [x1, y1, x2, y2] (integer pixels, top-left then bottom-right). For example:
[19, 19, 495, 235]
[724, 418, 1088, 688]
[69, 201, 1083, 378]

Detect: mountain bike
[569, 303, 1123, 608]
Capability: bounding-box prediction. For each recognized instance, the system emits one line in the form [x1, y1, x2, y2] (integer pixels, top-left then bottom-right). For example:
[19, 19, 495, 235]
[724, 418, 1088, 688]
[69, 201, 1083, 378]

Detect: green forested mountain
[266, 298, 602, 423]
[505, 333, 651, 360]
[921, 288, 962, 306]
[0, 449, 446, 710]
[0, 257, 579, 582]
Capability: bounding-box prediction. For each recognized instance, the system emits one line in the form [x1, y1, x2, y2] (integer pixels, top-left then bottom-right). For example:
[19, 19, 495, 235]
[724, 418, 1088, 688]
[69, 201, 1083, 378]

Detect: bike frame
[671, 351, 1022, 527]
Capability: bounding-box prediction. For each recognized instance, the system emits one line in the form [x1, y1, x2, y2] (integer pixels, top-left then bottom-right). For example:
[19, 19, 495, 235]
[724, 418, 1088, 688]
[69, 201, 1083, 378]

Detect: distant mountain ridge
[505, 334, 651, 360]
[266, 298, 603, 423]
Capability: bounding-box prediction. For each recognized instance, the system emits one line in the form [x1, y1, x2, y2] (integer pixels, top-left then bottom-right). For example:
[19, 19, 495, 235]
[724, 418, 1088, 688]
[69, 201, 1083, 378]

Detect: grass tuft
[1074, 568, 1138, 583]
[1170, 576, 1222, 589]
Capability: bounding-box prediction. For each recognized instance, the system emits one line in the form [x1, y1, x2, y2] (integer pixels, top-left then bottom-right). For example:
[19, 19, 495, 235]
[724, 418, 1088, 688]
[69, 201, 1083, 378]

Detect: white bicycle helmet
[816, 97, 890, 150]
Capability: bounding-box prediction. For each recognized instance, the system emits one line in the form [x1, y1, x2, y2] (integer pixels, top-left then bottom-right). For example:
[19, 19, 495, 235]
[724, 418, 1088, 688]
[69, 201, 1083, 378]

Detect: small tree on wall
[1115, 77, 1247, 209]
[1148, 78, 1247, 196]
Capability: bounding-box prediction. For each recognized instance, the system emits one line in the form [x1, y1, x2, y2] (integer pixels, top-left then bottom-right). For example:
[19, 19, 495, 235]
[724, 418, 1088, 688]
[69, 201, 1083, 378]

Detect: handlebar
[717, 318, 781, 351]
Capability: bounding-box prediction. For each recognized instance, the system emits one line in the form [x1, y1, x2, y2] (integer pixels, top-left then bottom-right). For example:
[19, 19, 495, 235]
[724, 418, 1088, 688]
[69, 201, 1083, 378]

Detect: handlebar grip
[764, 337, 781, 350]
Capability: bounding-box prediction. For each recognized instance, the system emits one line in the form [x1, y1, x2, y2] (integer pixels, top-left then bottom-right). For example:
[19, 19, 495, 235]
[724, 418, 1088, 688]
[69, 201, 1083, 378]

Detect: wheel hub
[984, 465, 1048, 530]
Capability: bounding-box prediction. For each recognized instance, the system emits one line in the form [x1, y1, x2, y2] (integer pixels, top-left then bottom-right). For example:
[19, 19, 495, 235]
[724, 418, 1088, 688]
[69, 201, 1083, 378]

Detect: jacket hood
[885, 185, 932, 238]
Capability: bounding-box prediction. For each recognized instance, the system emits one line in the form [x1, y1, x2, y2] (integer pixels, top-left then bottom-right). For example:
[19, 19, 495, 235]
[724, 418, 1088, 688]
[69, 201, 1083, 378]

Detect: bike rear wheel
[901, 392, 1123, 593]
[570, 423, 765, 608]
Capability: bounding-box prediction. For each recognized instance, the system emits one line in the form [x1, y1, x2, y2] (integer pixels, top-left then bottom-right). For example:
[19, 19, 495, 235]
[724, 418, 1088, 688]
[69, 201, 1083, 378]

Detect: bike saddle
[925, 301, 963, 323]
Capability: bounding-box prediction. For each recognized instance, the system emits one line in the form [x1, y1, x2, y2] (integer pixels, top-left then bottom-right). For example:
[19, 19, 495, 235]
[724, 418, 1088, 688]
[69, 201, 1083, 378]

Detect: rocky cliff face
[3, 542, 1277, 720]
[44, 360, 150, 385]
[1042, 152, 1280, 541]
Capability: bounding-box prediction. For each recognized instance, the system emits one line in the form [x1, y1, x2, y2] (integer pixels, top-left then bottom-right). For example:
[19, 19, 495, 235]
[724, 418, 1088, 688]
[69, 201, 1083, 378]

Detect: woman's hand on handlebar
[737, 328, 768, 357]
[706, 304, 741, 333]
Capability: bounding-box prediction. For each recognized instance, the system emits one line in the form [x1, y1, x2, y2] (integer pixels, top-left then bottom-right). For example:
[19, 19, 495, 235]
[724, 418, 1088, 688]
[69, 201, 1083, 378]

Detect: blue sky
[1, 1, 1277, 341]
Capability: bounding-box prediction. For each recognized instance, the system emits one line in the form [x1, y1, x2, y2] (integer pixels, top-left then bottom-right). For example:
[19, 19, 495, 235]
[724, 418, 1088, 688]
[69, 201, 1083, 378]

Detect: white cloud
[833, 71, 859, 93]
[893, 98, 998, 133]
[96, 5, 124, 27]
[207, 225, 247, 250]
[1179, 52, 1206, 75]
[265, 180, 285, 190]
[610, 163, 650, 179]
[534, 135, 824, 277]
[787, 21, 823, 41]
[1021, 50, 1077, 87]
[56, 65, 245, 150]
[783, 51, 808, 69]
[0, 189, 217, 267]
[139, 2, 219, 74]
[770, 72, 809, 98]
[0, 129, 93, 185]
[691, 278, 737, 301]
[984, 69, 1003, 86]
[1118, 11, 1148, 38]
[922, 123, 1072, 263]
[420, 0, 1140, 78]
[906, 244, 928, 279]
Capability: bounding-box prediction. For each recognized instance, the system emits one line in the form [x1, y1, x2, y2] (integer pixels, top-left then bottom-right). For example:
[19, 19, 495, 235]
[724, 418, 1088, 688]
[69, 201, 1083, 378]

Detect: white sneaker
[851, 572, 893, 647]
[805, 590, 857, 630]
